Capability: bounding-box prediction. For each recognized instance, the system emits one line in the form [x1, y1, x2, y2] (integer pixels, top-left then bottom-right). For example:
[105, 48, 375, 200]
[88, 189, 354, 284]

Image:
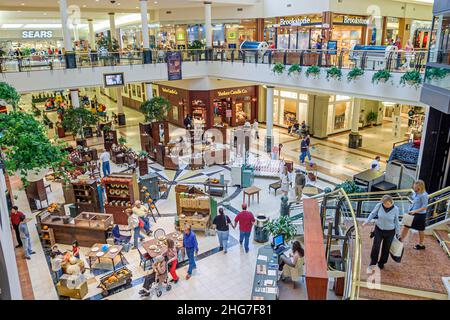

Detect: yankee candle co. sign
[22, 30, 53, 39]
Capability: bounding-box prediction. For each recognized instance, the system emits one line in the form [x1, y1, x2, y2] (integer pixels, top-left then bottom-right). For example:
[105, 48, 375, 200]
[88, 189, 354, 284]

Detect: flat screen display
[104, 73, 125, 87]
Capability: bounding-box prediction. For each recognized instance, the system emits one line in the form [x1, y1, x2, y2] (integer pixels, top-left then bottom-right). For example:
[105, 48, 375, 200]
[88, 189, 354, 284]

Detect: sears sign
[22, 30, 53, 39]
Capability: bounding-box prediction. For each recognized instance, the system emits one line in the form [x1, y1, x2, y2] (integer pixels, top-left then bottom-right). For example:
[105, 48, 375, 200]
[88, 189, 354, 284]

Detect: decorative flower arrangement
[272, 63, 286, 75]
[305, 65, 321, 78]
[326, 66, 343, 81]
[372, 69, 392, 84]
[263, 215, 297, 242]
[287, 64, 301, 76]
[400, 70, 423, 88]
[347, 67, 365, 82]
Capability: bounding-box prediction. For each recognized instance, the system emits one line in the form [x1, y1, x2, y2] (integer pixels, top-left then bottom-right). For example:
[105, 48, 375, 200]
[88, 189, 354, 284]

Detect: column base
[118, 113, 126, 126]
[65, 52, 77, 69]
[143, 49, 152, 64]
[348, 132, 362, 149]
[265, 135, 274, 153]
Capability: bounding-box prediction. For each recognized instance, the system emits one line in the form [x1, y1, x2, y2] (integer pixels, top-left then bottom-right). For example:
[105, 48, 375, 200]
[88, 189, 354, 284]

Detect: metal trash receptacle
[69, 204, 78, 218]
[254, 215, 269, 243]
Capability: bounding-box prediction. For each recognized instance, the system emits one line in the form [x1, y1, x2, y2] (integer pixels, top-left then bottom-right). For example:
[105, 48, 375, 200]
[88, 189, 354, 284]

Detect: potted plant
[305, 65, 321, 78]
[118, 136, 127, 146]
[326, 66, 342, 81]
[372, 69, 392, 84]
[0, 82, 21, 110]
[335, 180, 364, 194]
[61, 107, 99, 146]
[0, 111, 70, 186]
[188, 40, 205, 58]
[287, 64, 301, 76]
[366, 111, 378, 127]
[425, 67, 448, 81]
[347, 67, 364, 82]
[138, 151, 149, 176]
[400, 70, 422, 88]
[140, 96, 171, 123]
[272, 63, 286, 75]
[263, 215, 297, 243]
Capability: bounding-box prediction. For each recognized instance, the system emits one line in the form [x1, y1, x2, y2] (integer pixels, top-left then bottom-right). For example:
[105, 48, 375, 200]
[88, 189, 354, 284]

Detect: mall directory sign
[167, 51, 183, 81]
[103, 73, 125, 87]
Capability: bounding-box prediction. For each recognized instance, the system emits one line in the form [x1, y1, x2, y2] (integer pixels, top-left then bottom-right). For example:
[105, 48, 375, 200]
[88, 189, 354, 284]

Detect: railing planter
[372, 69, 392, 85]
[400, 70, 422, 89]
[326, 66, 342, 81]
[305, 65, 321, 79]
[287, 64, 301, 76]
[425, 67, 448, 81]
[347, 67, 364, 83]
[272, 63, 286, 75]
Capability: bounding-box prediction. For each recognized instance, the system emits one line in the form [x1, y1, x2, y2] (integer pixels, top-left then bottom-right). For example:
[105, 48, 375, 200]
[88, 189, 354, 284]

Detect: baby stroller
[111, 225, 132, 252]
[139, 255, 171, 298]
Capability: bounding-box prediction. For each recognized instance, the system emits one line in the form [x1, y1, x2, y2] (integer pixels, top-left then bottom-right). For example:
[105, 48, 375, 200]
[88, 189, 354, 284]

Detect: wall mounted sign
[217, 88, 249, 97]
[341, 16, 369, 25]
[279, 17, 312, 27]
[167, 51, 182, 81]
[22, 30, 53, 39]
[161, 87, 179, 95]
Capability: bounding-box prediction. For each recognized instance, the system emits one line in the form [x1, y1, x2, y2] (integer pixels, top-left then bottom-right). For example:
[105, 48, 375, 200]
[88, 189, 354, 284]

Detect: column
[140, 0, 152, 64]
[309, 94, 330, 139]
[109, 12, 117, 42]
[348, 98, 362, 148]
[145, 82, 153, 101]
[88, 19, 96, 50]
[70, 89, 80, 108]
[265, 86, 274, 152]
[59, 0, 76, 68]
[73, 23, 80, 42]
[116, 88, 126, 126]
[204, 1, 212, 48]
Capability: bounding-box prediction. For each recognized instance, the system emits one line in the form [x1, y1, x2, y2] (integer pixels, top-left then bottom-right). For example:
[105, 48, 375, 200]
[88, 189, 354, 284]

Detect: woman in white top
[253, 120, 259, 140]
[280, 165, 290, 194]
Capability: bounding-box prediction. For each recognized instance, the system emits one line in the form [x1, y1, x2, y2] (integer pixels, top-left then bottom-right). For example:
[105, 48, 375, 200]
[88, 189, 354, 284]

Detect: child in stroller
[139, 255, 172, 298]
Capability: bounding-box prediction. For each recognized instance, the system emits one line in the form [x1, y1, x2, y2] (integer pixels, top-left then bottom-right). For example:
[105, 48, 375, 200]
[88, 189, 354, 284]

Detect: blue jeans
[53, 269, 63, 283]
[102, 161, 111, 177]
[133, 226, 144, 248]
[217, 230, 229, 252]
[186, 247, 196, 275]
[22, 237, 32, 258]
[141, 216, 151, 233]
[239, 231, 251, 252]
[300, 152, 307, 164]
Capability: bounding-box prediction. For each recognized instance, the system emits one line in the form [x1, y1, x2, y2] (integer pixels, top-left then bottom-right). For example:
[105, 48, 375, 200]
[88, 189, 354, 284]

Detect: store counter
[251, 245, 280, 300]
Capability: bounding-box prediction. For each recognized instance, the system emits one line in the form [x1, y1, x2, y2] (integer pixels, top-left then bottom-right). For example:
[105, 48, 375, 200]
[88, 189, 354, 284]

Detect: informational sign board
[327, 41, 338, 55]
[167, 51, 183, 81]
[103, 73, 125, 87]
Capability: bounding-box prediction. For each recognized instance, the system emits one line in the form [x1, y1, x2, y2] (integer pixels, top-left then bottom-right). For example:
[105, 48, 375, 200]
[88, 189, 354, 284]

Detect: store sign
[279, 17, 312, 27]
[161, 87, 178, 95]
[342, 16, 369, 25]
[217, 88, 249, 97]
[22, 30, 53, 39]
[167, 51, 183, 81]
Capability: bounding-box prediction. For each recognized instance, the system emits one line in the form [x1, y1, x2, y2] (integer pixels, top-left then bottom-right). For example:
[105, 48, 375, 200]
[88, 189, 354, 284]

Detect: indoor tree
[0, 82, 21, 110]
[140, 96, 171, 123]
[62, 107, 99, 140]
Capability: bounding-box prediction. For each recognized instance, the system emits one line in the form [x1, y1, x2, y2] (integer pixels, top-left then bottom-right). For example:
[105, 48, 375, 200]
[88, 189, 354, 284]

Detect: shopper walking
[166, 238, 179, 283]
[234, 203, 255, 253]
[183, 225, 199, 280]
[299, 136, 309, 165]
[19, 215, 35, 260]
[363, 195, 400, 269]
[213, 208, 232, 253]
[253, 119, 259, 140]
[50, 251, 63, 283]
[126, 209, 144, 249]
[10, 206, 25, 248]
[400, 180, 429, 250]
[305, 134, 312, 161]
[132, 200, 152, 236]
[371, 156, 381, 171]
[100, 149, 111, 177]
[280, 165, 290, 194]
[294, 169, 306, 201]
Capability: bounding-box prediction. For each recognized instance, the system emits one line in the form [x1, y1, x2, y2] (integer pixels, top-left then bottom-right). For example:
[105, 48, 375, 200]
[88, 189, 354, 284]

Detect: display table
[142, 232, 184, 259]
[251, 245, 279, 300]
[353, 169, 385, 192]
[243, 186, 261, 206]
[86, 243, 125, 271]
[203, 178, 229, 197]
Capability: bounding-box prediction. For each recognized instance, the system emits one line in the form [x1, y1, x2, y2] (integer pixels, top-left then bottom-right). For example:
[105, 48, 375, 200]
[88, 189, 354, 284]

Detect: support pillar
[204, 2, 212, 48]
[59, 0, 76, 68]
[145, 82, 153, 101]
[88, 19, 96, 50]
[265, 86, 274, 152]
[348, 98, 362, 148]
[140, 0, 152, 64]
[117, 88, 126, 126]
[70, 89, 80, 108]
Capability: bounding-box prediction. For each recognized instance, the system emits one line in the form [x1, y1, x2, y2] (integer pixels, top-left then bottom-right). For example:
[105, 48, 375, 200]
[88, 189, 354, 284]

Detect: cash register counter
[251, 245, 280, 300]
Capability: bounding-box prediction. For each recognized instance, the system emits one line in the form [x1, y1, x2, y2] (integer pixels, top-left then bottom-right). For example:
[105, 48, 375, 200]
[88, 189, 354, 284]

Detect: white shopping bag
[401, 214, 414, 227]
[389, 237, 404, 263]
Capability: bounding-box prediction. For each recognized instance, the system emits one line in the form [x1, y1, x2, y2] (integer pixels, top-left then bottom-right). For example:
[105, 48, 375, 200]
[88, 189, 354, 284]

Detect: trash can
[69, 204, 78, 218]
[253, 215, 269, 243]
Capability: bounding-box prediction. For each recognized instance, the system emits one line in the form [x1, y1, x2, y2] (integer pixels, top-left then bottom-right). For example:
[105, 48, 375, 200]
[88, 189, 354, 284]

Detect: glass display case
[74, 212, 113, 230]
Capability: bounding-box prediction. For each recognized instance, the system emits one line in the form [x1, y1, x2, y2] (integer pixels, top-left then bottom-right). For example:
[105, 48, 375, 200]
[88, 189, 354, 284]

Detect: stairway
[433, 223, 450, 258]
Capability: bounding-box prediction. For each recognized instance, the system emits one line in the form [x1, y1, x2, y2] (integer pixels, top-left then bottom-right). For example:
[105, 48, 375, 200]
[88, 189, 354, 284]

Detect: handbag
[138, 217, 145, 228]
[389, 237, 404, 263]
[401, 213, 414, 227]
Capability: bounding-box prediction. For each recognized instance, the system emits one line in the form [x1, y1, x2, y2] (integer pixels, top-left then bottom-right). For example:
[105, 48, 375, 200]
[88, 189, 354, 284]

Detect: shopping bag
[389, 237, 404, 263]
[138, 218, 145, 228]
[401, 213, 414, 227]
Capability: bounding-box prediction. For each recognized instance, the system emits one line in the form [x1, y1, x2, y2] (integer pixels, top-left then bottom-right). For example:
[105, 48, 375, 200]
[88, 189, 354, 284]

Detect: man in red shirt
[234, 203, 255, 253]
[10, 206, 25, 248]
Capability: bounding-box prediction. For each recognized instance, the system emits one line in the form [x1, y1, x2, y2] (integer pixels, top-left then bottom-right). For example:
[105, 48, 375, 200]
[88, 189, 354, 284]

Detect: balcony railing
[0, 48, 429, 74]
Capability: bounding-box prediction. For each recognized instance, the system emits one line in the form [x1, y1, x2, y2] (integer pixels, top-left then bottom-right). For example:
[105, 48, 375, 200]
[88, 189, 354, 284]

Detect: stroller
[111, 225, 132, 252]
[140, 255, 172, 298]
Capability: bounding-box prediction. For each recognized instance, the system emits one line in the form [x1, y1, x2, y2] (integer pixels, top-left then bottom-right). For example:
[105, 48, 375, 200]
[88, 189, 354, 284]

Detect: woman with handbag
[363, 195, 400, 270]
[212, 207, 232, 253]
[400, 180, 429, 250]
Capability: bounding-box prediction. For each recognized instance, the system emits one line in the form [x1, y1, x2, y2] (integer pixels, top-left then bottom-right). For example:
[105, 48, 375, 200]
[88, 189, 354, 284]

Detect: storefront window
[385, 17, 400, 44]
[429, 15, 450, 65]
[172, 105, 179, 122]
[328, 95, 352, 134]
[411, 20, 433, 49]
[273, 88, 309, 127]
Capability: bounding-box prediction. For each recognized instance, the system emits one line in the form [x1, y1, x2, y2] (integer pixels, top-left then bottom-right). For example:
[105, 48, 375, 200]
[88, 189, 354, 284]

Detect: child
[50, 252, 63, 284]
[72, 240, 80, 259]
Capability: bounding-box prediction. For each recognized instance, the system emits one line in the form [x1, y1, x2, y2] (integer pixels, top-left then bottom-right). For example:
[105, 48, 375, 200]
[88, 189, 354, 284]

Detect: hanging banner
[167, 51, 183, 81]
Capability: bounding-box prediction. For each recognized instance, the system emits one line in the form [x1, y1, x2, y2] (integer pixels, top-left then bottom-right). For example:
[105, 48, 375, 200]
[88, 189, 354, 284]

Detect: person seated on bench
[279, 241, 304, 288]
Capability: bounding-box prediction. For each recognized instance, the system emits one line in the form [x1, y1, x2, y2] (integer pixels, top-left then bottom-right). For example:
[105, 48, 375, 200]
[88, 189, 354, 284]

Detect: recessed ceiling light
[21, 2, 25, 5]
[154, 1, 158, 4]
[82, 5, 87, 8]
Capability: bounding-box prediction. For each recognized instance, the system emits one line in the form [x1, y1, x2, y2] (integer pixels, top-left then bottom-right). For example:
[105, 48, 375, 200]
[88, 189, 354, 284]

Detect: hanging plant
[272, 63, 286, 75]
[372, 69, 392, 84]
[305, 65, 321, 78]
[347, 67, 365, 82]
[326, 66, 343, 81]
[0, 111, 70, 186]
[400, 70, 423, 88]
[287, 64, 301, 76]
[425, 67, 449, 81]
[0, 82, 21, 110]
[61, 107, 99, 139]
[263, 215, 297, 242]
[335, 180, 364, 194]
[140, 97, 171, 123]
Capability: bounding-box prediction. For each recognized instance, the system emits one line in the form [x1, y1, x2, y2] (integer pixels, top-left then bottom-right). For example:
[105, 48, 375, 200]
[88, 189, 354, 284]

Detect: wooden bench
[269, 181, 282, 195]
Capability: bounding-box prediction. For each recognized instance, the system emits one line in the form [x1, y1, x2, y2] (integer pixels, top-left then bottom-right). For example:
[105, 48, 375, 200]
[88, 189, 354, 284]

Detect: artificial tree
[366, 111, 378, 127]
[0, 82, 21, 110]
[140, 96, 171, 123]
[62, 107, 99, 144]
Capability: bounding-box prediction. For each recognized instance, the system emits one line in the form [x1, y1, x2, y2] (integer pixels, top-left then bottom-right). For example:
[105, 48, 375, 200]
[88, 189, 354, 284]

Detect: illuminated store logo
[217, 89, 249, 97]
[22, 30, 53, 39]
[161, 87, 178, 95]
[343, 16, 369, 25]
[279, 17, 312, 26]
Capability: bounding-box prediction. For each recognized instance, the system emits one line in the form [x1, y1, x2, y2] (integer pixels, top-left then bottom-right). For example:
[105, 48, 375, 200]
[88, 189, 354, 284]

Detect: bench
[269, 181, 282, 196]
